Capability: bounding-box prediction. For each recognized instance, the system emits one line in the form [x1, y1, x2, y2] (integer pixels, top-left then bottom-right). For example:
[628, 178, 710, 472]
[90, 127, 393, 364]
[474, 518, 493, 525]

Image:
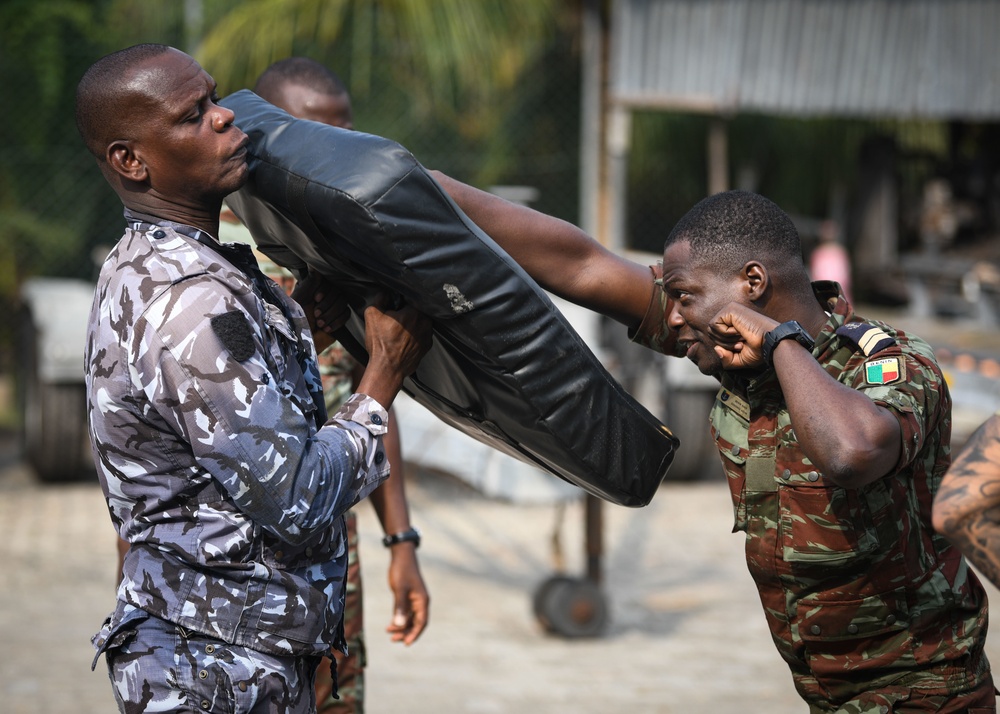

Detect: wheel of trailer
[18, 310, 90, 482]
[663, 388, 718, 481]
[532, 575, 608, 638]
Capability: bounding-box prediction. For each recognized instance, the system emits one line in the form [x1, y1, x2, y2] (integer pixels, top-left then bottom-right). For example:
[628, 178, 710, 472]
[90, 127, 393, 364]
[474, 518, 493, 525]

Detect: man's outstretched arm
[933, 414, 1000, 589]
[431, 171, 654, 330]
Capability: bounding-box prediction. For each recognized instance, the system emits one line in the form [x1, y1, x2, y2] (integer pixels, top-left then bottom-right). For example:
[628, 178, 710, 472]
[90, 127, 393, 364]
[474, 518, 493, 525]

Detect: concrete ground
[4, 450, 1000, 713]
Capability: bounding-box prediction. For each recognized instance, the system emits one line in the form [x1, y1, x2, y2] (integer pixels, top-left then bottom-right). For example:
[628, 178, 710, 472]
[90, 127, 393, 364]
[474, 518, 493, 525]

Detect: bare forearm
[432, 171, 652, 328]
[934, 415, 1000, 588]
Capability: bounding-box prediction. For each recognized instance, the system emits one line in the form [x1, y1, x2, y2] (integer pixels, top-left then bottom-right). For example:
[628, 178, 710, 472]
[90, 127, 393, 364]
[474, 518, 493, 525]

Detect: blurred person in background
[243, 56, 430, 714]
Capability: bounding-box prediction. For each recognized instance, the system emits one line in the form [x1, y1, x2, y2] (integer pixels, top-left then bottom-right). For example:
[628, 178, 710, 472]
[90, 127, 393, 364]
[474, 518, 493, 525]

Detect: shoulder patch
[211, 311, 255, 362]
[864, 356, 905, 385]
[836, 322, 896, 357]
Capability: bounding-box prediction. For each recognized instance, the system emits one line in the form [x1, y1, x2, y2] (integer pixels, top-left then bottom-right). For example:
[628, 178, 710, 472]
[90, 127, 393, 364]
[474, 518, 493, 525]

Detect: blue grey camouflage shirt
[86, 209, 390, 659]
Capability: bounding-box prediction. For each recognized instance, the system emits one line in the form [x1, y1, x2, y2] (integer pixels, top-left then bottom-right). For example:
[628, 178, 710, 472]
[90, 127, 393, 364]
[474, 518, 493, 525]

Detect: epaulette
[835, 322, 896, 356]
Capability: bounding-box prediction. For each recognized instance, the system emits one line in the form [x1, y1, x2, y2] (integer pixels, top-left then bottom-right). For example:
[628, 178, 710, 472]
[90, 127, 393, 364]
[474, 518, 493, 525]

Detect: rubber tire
[663, 388, 719, 481]
[532, 575, 609, 638]
[19, 311, 90, 482]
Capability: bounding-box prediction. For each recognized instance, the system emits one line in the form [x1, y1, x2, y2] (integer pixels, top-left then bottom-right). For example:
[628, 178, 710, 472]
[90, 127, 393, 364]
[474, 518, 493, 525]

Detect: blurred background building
[3, 0, 1000, 486]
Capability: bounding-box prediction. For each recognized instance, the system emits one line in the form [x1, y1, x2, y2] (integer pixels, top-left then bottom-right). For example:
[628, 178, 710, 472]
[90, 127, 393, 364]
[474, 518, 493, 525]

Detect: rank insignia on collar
[864, 356, 904, 385]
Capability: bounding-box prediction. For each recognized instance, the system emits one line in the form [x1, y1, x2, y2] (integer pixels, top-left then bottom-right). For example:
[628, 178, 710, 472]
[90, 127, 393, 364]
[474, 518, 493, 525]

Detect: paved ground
[4, 446, 1000, 714]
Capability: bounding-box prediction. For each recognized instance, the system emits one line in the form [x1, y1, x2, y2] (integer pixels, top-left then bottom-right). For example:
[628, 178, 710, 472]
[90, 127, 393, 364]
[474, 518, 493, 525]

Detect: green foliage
[197, 0, 570, 200]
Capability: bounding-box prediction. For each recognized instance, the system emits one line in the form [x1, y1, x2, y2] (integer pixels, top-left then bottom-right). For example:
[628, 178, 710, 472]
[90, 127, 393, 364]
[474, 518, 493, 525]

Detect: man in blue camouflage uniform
[75, 44, 431, 713]
[435, 179, 994, 713]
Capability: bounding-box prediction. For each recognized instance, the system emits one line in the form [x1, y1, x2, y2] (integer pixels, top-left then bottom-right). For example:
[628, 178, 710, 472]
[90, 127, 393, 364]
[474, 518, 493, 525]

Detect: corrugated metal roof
[610, 0, 1000, 119]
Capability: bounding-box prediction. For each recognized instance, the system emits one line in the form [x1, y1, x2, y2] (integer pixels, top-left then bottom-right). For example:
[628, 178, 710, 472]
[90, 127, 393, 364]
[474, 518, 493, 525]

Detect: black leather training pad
[222, 90, 678, 507]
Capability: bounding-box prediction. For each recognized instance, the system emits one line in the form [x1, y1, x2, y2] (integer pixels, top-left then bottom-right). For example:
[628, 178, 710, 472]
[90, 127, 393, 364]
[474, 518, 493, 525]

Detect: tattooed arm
[933, 414, 1000, 589]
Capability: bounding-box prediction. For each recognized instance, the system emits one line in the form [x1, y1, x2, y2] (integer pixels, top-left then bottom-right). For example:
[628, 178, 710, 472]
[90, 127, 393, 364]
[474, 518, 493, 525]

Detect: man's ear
[743, 261, 769, 301]
[106, 141, 148, 182]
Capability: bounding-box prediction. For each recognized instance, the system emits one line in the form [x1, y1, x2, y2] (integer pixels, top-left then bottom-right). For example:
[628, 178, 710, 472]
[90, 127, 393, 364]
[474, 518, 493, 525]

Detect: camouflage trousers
[101, 610, 320, 713]
[807, 678, 996, 714]
[315, 510, 365, 714]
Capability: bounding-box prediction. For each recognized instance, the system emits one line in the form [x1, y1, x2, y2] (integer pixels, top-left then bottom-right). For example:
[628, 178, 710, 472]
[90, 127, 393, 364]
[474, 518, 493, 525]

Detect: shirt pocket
[778, 480, 880, 572]
[797, 587, 914, 685]
[712, 425, 749, 532]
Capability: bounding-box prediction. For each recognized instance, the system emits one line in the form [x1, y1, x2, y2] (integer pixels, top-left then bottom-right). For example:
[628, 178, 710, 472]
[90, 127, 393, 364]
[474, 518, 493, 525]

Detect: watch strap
[762, 320, 815, 367]
[382, 527, 421, 548]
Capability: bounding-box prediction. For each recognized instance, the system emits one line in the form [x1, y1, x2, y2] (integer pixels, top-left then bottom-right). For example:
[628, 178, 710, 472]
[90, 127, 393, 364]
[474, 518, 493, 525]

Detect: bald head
[75, 43, 175, 160]
[254, 57, 353, 129]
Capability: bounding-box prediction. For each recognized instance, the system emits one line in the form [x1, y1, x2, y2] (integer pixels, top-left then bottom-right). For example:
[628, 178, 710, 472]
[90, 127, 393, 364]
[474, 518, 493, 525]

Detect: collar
[123, 207, 258, 267]
[811, 280, 854, 355]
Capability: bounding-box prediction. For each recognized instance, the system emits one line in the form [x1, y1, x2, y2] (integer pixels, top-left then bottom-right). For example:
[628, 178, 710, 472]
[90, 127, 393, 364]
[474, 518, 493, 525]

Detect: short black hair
[665, 190, 804, 275]
[75, 43, 172, 160]
[254, 57, 348, 102]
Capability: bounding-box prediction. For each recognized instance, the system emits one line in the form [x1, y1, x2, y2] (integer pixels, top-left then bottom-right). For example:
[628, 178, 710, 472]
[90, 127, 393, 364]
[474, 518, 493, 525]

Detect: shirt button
[201, 700, 211, 710]
[199, 669, 208, 680]
[807, 471, 819, 482]
[152, 230, 166, 239]
[885, 614, 896, 626]
[781, 469, 791, 479]
[730, 444, 740, 456]
[274, 550, 284, 560]
[238, 682, 248, 692]
[371, 414, 383, 426]
[375, 451, 385, 465]
[205, 644, 215, 654]
[809, 624, 821, 635]
[846, 624, 859, 635]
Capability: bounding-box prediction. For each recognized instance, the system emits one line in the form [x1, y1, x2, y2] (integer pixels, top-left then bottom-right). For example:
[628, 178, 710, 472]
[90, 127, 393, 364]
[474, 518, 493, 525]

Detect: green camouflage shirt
[634, 275, 991, 708]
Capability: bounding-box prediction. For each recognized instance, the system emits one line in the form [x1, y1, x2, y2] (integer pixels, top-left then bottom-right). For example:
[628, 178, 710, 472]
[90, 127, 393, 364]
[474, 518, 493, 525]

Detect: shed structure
[599, 0, 1000, 258]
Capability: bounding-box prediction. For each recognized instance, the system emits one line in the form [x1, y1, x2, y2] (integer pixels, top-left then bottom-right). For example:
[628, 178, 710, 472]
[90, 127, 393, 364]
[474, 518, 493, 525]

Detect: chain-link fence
[0, 3, 587, 479]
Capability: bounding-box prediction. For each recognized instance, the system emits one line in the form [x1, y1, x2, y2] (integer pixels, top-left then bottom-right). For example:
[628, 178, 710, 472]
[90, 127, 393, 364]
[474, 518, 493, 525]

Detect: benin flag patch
[865, 357, 904, 385]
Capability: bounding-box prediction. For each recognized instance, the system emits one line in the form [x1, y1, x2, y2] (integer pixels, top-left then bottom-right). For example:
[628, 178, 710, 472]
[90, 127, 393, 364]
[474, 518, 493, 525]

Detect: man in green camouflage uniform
[434, 181, 994, 712]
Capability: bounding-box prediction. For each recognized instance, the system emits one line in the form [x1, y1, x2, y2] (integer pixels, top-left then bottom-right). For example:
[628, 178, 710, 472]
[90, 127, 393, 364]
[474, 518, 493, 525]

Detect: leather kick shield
[221, 90, 678, 507]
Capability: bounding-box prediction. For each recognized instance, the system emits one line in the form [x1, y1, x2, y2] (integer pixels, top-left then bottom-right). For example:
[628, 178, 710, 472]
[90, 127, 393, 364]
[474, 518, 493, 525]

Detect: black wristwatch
[382, 527, 421, 549]
[761, 321, 815, 367]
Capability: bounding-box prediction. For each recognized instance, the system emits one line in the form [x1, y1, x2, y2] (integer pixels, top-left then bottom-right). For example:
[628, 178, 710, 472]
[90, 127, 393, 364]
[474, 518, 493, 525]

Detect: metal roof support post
[579, 0, 604, 239]
[605, 105, 632, 253]
[708, 116, 730, 196]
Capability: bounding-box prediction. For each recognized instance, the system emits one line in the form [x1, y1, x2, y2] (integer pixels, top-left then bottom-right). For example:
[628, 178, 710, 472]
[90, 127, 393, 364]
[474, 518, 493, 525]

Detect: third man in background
[247, 57, 430, 714]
